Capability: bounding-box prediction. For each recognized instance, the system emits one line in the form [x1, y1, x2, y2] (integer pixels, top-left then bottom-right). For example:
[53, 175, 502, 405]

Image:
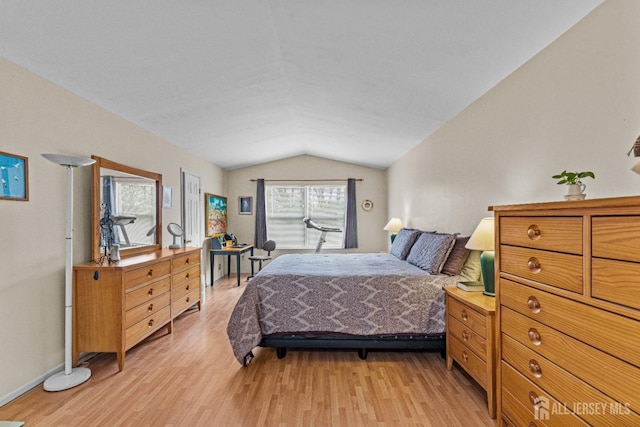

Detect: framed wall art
[205, 193, 227, 237]
[162, 185, 172, 208]
[0, 151, 29, 201]
[239, 196, 252, 215]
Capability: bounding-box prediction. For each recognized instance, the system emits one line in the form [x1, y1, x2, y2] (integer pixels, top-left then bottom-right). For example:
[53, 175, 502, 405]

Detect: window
[266, 185, 346, 249]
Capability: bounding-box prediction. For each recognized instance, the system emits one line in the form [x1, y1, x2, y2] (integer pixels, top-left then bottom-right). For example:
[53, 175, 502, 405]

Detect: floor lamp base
[43, 367, 91, 392]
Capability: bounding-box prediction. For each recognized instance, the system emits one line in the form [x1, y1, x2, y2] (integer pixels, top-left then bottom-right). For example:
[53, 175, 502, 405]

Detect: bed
[227, 229, 479, 366]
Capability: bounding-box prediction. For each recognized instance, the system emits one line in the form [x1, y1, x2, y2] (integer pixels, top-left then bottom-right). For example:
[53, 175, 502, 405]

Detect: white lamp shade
[42, 153, 95, 167]
[465, 217, 495, 251]
[383, 217, 403, 233]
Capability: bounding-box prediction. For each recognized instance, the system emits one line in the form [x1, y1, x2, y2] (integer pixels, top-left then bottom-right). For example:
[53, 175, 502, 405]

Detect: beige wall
[0, 57, 225, 402]
[388, 0, 640, 237]
[225, 155, 389, 273]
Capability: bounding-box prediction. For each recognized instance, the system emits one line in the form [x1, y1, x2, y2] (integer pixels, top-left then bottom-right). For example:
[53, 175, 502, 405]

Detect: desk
[210, 245, 254, 286]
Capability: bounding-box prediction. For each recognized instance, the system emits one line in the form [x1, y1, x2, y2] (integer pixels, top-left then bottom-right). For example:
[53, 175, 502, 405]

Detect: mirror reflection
[100, 168, 157, 252]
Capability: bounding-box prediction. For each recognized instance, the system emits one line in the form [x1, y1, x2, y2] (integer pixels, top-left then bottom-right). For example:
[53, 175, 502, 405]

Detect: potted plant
[552, 170, 595, 199]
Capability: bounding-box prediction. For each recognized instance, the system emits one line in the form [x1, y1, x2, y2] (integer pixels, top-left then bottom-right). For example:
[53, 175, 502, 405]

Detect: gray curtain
[254, 178, 267, 249]
[343, 178, 358, 249]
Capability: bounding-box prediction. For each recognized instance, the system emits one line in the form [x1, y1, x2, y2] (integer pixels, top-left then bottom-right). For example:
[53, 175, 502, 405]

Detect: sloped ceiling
[0, 1, 603, 169]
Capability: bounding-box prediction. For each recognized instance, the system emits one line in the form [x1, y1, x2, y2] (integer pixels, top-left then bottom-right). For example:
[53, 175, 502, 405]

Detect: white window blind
[114, 178, 155, 246]
[266, 185, 346, 249]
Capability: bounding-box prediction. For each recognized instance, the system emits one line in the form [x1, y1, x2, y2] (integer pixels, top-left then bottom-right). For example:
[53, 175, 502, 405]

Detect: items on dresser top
[73, 247, 202, 371]
[167, 222, 184, 249]
[456, 280, 484, 292]
[493, 196, 640, 426]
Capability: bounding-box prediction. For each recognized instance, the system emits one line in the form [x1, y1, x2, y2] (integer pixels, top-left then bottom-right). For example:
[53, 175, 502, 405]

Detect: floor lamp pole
[42, 154, 94, 392]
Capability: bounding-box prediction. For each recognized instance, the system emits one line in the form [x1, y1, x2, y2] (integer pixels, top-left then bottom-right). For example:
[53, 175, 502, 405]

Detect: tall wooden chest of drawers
[494, 197, 640, 426]
[72, 247, 201, 371]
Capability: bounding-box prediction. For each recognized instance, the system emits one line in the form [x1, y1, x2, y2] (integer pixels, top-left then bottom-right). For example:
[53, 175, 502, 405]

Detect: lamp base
[480, 250, 495, 298]
[43, 367, 91, 392]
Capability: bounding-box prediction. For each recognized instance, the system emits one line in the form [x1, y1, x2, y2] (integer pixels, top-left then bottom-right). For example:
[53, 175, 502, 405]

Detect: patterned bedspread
[227, 253, 461, 365]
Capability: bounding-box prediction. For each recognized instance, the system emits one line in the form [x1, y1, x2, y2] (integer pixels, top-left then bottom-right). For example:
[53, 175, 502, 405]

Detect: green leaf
[579, 171, 595, 179]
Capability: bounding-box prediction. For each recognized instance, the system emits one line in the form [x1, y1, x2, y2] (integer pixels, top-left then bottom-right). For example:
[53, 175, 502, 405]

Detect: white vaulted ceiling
[0, 1, 603, 170]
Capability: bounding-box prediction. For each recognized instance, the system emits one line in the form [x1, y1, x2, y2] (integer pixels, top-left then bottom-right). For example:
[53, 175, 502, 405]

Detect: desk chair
[248, 240, 276, 280]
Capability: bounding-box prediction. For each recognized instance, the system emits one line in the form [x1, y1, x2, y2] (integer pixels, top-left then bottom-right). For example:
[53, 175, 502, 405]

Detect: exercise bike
[303, 218, 342, 253]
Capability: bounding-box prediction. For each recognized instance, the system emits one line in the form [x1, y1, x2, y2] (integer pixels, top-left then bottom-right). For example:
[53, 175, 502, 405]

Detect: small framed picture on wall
[162, 185, 172, 208]
[239, 196, 252, 215]
[0, 151, 28, 201]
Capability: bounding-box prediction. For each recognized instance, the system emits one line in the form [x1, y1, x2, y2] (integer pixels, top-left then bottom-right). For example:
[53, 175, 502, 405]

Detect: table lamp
[383, 218, 403, 243]
[465, 217, 495, 296]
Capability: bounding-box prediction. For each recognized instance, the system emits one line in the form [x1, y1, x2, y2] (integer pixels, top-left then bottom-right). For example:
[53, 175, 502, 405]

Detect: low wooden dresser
[493, 196, 640, 426]
[73, 247, 202, 371]
[445, 286, 497, 418]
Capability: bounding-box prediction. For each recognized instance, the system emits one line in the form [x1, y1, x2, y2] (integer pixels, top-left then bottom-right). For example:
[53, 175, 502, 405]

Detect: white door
[181, 169, 201, 247]
[182, 169, 206, 301]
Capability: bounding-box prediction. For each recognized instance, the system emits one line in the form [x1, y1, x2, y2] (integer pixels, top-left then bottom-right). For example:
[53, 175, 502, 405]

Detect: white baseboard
[0, 353, 95, 407]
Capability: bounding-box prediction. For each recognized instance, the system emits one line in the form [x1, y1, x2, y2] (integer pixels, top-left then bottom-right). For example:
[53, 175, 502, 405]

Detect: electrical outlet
[218, 263, 222, 271]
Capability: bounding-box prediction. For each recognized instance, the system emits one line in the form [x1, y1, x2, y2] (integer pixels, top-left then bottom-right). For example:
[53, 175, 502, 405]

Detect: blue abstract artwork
[0, 152, 28, 200]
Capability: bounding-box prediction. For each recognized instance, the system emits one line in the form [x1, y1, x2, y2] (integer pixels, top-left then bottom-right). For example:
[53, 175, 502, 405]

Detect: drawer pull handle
[186, 284, 190, 291]
[147, 269, 153, 277]
[462, 351, 468, 362]
[461, 330, 469, 341]
[527, 225, 541, 240]
[529, 359, 543, 378]
[528, 328, 542, 345]
[185, 258, 190, 264]
[147, 303, 154, 312]
[186, 296, 190, 303]
[461, 310, 468, 321]
[527, 297, 541, 313]
[186, 273, 190, 279]
[528, 391, 541, 406]
[148, 319, 154, 328]
[527, 257, 541, 274]
[148, 288, 154, 297]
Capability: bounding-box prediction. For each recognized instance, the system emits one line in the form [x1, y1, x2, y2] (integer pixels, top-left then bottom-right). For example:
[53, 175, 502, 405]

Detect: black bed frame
[259, 333, 447, 360]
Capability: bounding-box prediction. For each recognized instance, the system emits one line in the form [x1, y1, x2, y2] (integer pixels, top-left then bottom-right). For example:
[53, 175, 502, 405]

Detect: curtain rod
[249, 178, 363, 182]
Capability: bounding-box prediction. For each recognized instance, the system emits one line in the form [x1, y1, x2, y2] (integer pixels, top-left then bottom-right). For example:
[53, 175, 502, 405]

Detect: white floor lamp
[41, 153, 95, 391]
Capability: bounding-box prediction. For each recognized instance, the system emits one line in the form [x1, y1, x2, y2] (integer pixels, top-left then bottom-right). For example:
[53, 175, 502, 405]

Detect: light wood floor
[0, 275, 497, 426]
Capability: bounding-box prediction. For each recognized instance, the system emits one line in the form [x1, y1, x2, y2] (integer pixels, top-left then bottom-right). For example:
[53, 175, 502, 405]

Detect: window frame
[265, 184, 346, 250]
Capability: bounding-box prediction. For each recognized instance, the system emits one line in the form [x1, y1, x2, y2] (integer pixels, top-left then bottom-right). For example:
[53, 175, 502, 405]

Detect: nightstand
[445, 285, 496, 419]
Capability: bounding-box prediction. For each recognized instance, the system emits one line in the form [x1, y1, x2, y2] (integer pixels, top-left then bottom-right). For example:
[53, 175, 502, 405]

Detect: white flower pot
[565, 184, 586, 200]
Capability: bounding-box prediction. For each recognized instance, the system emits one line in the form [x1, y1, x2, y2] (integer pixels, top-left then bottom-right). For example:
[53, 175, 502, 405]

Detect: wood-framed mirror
[91, 155, 162, 261]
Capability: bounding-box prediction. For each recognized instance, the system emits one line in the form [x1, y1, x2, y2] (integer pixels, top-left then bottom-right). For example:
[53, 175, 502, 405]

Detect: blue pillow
[389, 228, 421, 260]
[406, 232, 457, 274]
